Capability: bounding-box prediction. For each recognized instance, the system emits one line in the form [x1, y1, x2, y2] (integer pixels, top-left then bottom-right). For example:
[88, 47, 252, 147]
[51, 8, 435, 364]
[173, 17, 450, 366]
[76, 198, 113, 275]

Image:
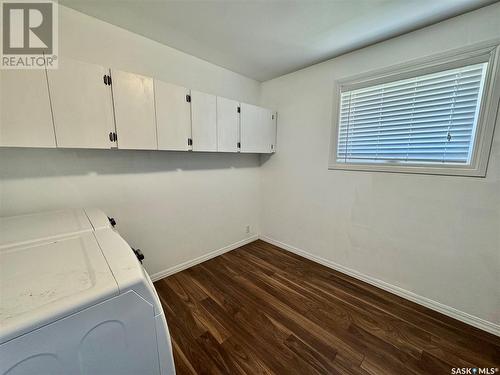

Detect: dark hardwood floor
[154, 240, 500, 374]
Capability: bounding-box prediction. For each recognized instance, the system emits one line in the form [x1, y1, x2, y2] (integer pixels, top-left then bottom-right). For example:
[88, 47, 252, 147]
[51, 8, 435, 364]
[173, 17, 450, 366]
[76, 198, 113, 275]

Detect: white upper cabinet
[47, 58, 115, 149]
[0, 69, 55, 148]
[111, 70, 157, 150]
[154, 80, 192, 151]
[240, 103, 276, 153]
[270, 111, 277, 153]
[5, 56, 276, 154]
[216, 97, 240, 153]
[190, 90, 217, 152]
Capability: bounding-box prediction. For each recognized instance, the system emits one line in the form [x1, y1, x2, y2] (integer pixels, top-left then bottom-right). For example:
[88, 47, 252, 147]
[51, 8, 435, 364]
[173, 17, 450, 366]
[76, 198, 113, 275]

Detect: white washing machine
[0, 208, 176, 375]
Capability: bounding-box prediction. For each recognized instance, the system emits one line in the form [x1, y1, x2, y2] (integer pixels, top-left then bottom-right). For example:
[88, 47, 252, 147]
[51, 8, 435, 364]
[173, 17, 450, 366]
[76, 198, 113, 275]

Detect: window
[330, 44, 500, 177]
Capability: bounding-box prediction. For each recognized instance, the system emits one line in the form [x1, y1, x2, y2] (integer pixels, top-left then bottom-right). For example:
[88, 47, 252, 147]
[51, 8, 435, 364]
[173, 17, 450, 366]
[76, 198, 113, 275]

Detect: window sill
[328, 161, 487, 177]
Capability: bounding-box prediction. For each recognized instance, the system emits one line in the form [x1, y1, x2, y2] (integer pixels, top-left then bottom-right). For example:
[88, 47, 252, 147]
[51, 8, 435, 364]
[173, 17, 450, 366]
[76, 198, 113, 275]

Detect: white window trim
[329, 41, 500, 177]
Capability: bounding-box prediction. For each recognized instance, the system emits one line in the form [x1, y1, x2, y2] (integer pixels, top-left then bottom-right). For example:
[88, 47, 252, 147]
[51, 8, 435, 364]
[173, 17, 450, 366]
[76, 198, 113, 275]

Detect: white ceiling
[60, 0, 496, 82]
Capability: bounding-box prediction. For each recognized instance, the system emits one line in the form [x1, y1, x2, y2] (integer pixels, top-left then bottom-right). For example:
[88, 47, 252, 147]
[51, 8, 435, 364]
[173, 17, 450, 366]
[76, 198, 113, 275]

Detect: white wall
[0, 5, 261, 276]
[260, 3, 500, 331]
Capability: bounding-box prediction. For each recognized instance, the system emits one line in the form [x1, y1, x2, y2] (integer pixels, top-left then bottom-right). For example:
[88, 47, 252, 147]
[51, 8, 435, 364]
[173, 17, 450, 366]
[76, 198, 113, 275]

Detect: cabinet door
[270, 111, 277, 153]
[111, 70, 157, 150]
[240, 103, 275, 153]
[47, 58, 115, 149]
[191, 90, 217, 152]
[155, 80, 192, 151]
[216, 97, 239, 153]
[0, 69, 55, 147]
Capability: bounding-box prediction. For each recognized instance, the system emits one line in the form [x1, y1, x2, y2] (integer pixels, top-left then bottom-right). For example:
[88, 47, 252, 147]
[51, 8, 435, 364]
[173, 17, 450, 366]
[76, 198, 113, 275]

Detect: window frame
[329, 41, 500, 177]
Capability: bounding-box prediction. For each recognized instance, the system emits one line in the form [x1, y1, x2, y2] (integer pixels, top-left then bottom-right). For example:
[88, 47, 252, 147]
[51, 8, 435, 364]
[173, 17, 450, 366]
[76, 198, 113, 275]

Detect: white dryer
[0, 208, 176, 375]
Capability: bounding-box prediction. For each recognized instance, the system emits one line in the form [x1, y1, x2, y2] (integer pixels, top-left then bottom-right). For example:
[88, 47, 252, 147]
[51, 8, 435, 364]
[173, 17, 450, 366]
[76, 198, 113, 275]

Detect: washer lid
[0, 232, 119, 344]
[0, 209, 93, 250]
[84, 208, 112, 231]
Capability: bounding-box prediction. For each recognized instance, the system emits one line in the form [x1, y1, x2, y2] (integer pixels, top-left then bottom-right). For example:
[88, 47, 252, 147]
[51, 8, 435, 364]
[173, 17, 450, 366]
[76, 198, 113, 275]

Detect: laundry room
[0, 1, 499, 374]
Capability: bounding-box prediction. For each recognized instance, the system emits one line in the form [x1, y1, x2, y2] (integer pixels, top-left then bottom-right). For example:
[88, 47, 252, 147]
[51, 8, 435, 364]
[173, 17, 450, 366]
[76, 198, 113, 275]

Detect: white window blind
[337, 62, 488, 165]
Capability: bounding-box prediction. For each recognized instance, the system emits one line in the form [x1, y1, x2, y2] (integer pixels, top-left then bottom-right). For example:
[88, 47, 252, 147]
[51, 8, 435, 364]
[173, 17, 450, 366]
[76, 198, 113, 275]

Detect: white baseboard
[260, 235, 500, 337]
[150, 234, 259, 282]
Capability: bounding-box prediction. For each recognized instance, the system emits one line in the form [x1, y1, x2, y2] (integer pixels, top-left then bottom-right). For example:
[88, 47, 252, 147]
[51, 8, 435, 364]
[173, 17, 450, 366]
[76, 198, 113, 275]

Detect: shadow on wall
[260, 153, 273, 166]
[0, 148, 262, 179]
